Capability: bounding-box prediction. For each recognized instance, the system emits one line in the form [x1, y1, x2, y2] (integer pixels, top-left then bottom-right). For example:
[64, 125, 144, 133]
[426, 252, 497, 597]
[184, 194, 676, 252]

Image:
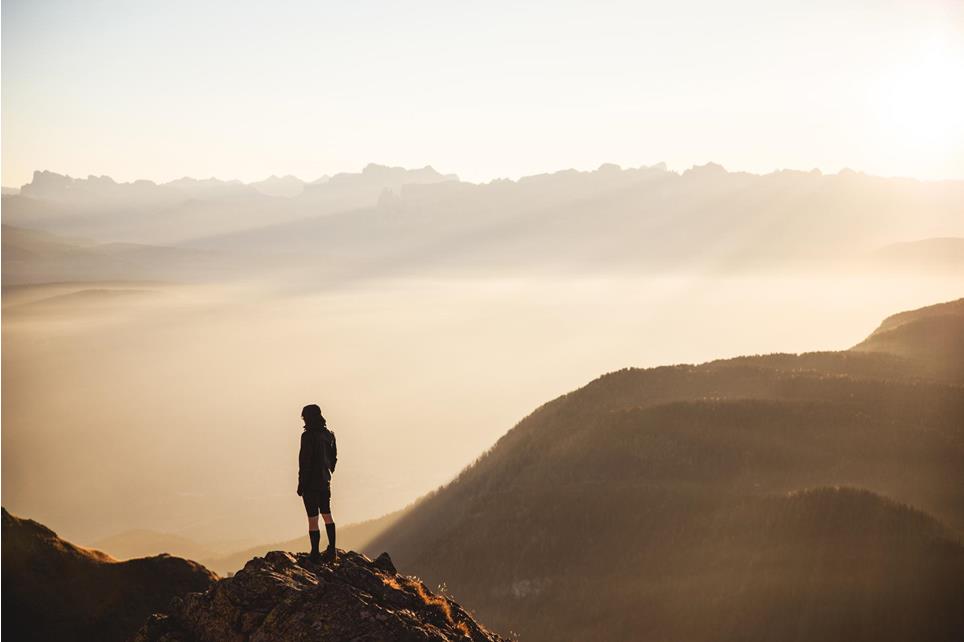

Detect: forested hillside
[365, 299, 964, 642]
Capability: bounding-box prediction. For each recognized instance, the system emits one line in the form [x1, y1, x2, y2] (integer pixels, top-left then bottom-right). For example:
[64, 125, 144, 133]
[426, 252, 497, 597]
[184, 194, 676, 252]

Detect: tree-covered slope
[365, 299, 964, 642]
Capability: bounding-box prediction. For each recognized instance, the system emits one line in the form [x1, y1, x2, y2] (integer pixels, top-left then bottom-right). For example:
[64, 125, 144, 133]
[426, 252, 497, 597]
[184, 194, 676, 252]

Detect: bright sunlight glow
[874, 41, 964, 159]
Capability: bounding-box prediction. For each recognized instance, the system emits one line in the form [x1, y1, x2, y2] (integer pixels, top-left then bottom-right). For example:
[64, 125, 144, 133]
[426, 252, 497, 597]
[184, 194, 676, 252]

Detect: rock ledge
[135, 549, 507, 641]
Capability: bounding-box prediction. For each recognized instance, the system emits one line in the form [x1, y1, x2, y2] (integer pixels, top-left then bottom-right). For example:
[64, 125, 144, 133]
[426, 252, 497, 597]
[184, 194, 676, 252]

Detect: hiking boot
[308, 530, 321, 562]
[321, 547, 336, 563]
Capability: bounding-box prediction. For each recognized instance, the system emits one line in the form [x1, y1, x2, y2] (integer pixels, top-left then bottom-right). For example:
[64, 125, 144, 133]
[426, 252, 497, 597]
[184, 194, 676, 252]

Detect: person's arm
[329, 432, 337, 474]
[297, 432, 310, 495]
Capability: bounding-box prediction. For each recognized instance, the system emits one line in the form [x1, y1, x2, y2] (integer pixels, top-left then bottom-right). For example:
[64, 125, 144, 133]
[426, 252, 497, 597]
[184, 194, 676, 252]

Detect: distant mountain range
[199, 507, 409, 576]
[868, 237, 964, 272]
[91, 529, 218, 564]
[2, 164, 458, 246]
[3, 163, 962, 284]
[1, 224, 229, 285]
[13, 164, 454, 203]
[85, 508, 410, 575]
[352, 298, 964, 642]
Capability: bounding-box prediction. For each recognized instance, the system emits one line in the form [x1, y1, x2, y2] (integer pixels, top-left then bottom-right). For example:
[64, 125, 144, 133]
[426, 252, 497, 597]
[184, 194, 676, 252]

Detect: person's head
[301, 404, 326, 430]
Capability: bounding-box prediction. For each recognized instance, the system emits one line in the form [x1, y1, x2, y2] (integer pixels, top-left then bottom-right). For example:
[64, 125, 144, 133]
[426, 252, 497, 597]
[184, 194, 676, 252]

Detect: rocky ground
[135, 549, 509, 642]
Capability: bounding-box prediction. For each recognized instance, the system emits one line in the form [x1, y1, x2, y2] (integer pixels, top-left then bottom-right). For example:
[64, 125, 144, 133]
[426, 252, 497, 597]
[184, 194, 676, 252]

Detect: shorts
[302, 482, 331, 517]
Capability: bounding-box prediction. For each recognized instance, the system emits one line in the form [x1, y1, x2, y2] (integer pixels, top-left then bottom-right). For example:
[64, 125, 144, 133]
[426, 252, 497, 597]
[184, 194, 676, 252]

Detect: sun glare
[875, 43, 964, 156]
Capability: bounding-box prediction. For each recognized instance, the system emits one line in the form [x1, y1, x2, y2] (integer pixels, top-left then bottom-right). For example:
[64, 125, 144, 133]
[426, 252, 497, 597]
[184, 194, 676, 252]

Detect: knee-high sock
[309, 529, 321, 554]
[325, 522, 336, 551]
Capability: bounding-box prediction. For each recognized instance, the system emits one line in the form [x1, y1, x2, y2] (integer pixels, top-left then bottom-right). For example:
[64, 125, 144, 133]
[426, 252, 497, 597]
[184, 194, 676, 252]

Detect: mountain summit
[136, 549, 507, 642]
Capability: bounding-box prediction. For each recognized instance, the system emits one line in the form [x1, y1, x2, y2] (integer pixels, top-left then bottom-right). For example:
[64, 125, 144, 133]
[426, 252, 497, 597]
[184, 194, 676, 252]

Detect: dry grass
[382, 574, 473, 638]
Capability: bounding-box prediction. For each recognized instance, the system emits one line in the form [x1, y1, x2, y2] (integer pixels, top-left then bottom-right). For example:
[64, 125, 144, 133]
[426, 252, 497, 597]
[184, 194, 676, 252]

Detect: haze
[2, 163, 963, 550]
[3, 0, 964, 561]
[4, 3, 964, 641]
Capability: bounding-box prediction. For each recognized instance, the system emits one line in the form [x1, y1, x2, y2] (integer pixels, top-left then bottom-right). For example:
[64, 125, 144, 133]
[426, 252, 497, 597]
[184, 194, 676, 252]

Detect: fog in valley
[2, 164, 962, 551]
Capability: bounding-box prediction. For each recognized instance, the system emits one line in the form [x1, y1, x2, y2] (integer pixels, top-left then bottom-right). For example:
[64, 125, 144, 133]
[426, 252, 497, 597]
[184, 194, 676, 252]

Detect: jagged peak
[683, 161, 727, 176]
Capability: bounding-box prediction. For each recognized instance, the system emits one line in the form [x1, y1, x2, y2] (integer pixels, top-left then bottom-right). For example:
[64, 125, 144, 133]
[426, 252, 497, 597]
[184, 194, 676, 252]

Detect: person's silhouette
[296, 404, 338, 563]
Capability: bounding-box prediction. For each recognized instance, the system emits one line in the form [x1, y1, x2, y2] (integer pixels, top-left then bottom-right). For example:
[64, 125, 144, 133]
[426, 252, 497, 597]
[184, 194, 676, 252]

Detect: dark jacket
[298, 427, 337, 494]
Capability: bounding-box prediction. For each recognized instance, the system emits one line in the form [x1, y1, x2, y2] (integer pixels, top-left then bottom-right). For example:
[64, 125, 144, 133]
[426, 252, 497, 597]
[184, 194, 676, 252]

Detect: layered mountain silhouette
[175, 164, 964, 277]
[1, 508, 217, 642]
[2, 164, 457, 246]
[4, 164, 962, 283]
[1, 224, 230, 285]
[249, 174, 307, 198]
[355, 298, 964, 642]
[868, 237, 964, 272]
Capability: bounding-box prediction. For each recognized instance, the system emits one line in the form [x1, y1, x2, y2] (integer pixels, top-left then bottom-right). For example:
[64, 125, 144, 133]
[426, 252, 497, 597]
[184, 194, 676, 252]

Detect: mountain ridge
[5, 161, 962, 278]
[356, 298, 964, 641]
[12, 162, 964, 195]
[12, 163, 458, 200]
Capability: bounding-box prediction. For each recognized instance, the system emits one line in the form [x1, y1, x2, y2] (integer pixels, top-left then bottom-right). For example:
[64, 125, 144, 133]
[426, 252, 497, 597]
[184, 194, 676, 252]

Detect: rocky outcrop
[135, 549, 507, 642]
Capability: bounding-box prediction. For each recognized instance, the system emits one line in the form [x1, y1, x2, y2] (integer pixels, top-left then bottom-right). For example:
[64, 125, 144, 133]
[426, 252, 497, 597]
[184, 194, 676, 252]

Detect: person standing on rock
[297, 404, 338, 563]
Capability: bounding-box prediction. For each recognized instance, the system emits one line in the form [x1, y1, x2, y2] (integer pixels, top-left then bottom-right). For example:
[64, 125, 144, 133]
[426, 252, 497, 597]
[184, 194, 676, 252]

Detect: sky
[2, 0, 963, 187]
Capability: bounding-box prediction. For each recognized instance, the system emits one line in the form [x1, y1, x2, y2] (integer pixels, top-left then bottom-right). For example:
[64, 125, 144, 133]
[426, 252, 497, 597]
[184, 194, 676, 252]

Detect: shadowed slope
[1, 508, 217, 642]
[853, 298, 964, 381]
[365, 299, 964, 641]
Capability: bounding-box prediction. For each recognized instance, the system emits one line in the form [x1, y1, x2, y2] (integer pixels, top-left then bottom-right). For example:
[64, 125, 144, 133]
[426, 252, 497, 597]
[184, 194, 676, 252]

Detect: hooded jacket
[298, 426, 337, 494]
